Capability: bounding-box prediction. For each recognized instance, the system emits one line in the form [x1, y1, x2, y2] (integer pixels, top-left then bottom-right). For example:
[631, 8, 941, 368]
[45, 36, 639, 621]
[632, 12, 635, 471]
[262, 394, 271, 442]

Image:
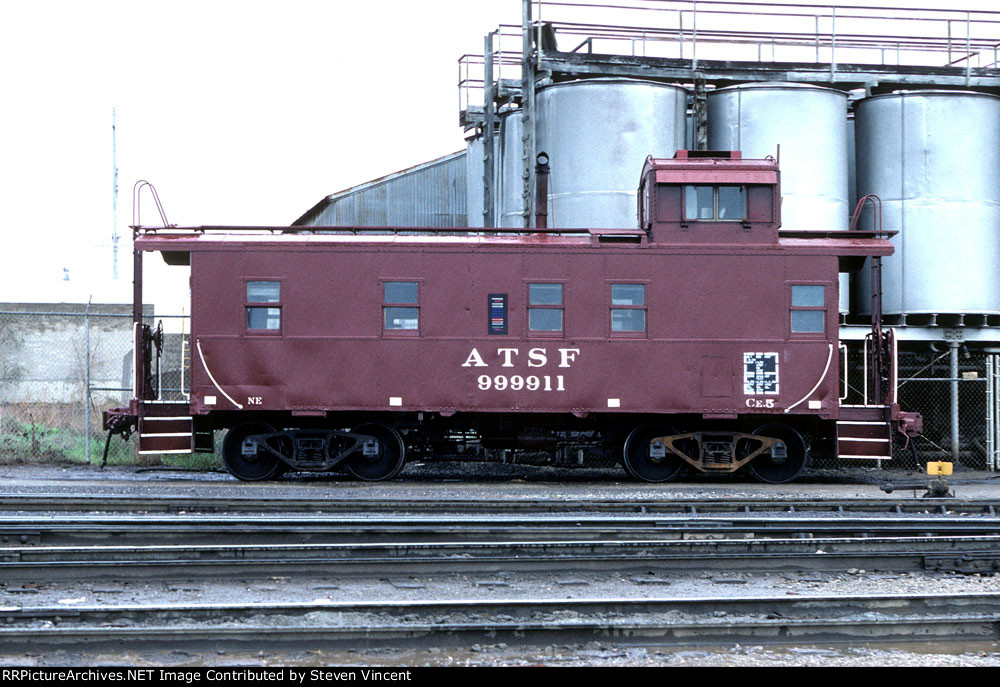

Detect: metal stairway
[837, 405, 892, 461]
[137, 401, 193, 455]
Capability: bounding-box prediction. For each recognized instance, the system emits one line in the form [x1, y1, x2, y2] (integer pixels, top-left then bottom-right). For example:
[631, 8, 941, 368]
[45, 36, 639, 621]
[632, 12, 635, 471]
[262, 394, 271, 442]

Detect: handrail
[132, 224, 613, 236]
[459, 1, 1000, 117]
[132, 180, 173, 229]
[849, 193, 884, 234]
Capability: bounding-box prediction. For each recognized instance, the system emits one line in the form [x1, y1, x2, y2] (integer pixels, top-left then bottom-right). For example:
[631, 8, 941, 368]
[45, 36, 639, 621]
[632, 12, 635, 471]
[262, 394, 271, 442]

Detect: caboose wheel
[623, 425, 686, 483]
[746, 423, 807, 484]
[346, 423, 406, 481]
[222, 422, 289, 481]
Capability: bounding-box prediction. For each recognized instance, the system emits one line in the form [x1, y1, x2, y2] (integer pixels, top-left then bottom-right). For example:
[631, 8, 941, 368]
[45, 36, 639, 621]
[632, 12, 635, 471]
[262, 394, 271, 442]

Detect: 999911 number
[477, 374, 565, 391]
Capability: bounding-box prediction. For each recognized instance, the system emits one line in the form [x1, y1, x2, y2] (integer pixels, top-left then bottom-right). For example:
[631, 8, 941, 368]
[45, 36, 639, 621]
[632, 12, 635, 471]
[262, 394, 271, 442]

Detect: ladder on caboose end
[837, 193, 896, 463]
[136, 400, 214, 455]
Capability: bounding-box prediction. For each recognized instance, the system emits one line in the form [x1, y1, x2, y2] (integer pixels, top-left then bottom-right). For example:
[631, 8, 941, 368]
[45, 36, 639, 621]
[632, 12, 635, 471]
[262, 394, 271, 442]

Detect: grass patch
[0, 418, 219, 470]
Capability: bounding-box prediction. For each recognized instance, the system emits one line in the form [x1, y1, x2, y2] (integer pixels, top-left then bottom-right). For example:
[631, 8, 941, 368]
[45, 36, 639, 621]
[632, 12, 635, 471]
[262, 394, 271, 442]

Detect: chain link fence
[0, 306, 191, 466]
[1, 306, 997, 474]
[836, 345, 999, 472]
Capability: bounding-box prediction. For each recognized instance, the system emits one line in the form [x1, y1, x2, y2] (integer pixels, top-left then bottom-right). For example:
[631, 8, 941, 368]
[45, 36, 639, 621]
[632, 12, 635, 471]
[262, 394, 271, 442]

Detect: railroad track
[2, 593, 997, 651]
[4, 535, 1000, 582]
[2, 514, 1000, 546]
[2, 493, 999, 515]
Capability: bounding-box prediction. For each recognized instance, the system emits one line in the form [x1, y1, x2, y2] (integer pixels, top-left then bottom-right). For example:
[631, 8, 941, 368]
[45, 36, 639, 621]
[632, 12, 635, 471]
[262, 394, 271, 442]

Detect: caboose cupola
[638, 150, 781, 244]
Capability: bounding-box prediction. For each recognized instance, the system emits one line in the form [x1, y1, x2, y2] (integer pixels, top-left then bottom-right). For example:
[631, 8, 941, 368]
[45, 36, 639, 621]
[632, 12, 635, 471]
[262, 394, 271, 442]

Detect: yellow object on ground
[926, 461, 953, 476]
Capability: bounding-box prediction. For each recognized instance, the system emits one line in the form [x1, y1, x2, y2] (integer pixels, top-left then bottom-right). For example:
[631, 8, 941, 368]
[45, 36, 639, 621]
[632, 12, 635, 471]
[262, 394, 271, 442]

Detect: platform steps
[837, 405, 892, 461]
[137, 401, 203, 455]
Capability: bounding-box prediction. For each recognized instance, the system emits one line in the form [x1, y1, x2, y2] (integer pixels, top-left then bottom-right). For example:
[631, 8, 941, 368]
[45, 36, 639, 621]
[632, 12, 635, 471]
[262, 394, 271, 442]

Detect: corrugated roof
[292, 150, 466, 227]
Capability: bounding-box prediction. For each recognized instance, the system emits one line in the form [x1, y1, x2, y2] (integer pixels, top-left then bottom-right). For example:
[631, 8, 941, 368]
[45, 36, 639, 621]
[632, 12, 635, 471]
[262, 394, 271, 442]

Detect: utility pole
[112, 108, 119, 280]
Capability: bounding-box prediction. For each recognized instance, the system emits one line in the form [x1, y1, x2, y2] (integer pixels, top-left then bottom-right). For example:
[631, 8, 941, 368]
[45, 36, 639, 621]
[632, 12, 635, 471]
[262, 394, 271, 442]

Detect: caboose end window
[246, 280, 281, 332]
[383, 281, 420, 333]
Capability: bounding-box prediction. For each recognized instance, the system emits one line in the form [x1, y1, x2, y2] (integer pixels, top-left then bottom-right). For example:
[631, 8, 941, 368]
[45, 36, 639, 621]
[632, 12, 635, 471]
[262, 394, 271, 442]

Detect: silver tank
[536, 79, 687, 228]
[855, 91, 1000, 315]
[708, 83, 850, 312]
[498, 110, 526, 228]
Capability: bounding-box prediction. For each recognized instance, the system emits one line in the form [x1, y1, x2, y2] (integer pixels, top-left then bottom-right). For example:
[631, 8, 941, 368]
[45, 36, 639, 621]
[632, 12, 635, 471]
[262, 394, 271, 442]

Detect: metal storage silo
[855, 91, 1000, 316]
[708, 83, 850, 312]
[536, 79, 687, 228]
[498, 110, 525, 228]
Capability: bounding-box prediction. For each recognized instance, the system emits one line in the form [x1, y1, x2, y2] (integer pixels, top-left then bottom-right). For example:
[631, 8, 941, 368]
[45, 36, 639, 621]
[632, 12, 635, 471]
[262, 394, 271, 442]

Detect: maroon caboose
[106, 151, 917, 483]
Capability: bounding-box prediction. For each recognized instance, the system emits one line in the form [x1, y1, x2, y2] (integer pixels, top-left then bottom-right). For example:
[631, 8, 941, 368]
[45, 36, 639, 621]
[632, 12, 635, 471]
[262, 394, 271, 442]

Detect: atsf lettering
[462, 347, 579, 393]
[461, 347, 580, 369]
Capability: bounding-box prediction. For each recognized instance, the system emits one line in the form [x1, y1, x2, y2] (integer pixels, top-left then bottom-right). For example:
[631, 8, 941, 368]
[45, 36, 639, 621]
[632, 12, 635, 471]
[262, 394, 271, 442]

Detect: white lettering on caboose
[463, 347, 580, 393]
[461, 347, 580, 369]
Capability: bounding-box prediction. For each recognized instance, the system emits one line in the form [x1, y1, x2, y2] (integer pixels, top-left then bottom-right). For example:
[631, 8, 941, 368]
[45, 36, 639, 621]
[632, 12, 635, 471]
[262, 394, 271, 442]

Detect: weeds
[0, 417, 219, 470]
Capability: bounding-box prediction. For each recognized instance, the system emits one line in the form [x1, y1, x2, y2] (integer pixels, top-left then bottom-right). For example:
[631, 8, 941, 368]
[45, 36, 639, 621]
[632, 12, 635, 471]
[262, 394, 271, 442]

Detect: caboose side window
[246, 281, 281, 332]
[610, 283, 646, 334]
[790, 284, 826, 334]
[383, 281, 419, 332]
[528, 283, 563, 333]
[684, 185, 746, 221]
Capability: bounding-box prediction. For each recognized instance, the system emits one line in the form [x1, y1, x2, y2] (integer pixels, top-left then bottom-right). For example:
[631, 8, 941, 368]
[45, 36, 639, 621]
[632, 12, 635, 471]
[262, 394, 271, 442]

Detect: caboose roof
[132, 226, 892, 266]
[641, 151, 780, 185]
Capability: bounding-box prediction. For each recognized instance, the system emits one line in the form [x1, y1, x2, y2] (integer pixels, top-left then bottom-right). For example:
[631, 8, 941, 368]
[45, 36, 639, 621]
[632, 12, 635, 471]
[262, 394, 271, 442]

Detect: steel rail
[3, 535, 1000, 581]
[1, 593, 998, 650]
[2, 493, 998, 515]
[3, 514, 1000, 547]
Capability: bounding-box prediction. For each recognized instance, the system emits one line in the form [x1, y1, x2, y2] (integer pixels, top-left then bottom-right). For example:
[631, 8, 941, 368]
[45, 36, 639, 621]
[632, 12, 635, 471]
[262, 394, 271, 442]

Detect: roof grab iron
[132, 180, 174, 230]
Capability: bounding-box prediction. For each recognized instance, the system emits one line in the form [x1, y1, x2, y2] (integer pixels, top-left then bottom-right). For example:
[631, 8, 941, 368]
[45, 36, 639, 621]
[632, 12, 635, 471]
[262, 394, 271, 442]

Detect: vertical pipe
[815, 15, 820, 63]
[993, 355, 999, 471]
[157, 329, 162, 402]
[830, 6, 836, 81]
[84, 297, 92, 464]
[987, 353, 994, 472]
[950, 341, 960, 463]
[112, 109, 118, 281]
[692, 1, 698, 71]
[995, 356, 999, 470]
[948, 20, 952, 65]
[966, 12, 972, 86]
[679, 10, 684, 60]
[458, 59, 464, 119]
[133, 249, 144, 402]
[181, 308, 188, 400]
[521, 0, 535, 228]
[989, 354, 1000, 470]
[484, 32, 496, 228]
[534, 153, 549, 229]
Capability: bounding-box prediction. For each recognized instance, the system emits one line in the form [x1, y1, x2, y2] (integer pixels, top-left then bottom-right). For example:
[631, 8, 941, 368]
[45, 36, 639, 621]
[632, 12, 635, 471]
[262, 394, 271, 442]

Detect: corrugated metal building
[293, 151, 468, 227]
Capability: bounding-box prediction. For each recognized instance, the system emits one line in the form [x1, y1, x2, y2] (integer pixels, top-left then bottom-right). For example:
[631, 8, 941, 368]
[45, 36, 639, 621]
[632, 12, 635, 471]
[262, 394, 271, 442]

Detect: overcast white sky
[0, 1, 511, 309]
[0, 0, 995, 313]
